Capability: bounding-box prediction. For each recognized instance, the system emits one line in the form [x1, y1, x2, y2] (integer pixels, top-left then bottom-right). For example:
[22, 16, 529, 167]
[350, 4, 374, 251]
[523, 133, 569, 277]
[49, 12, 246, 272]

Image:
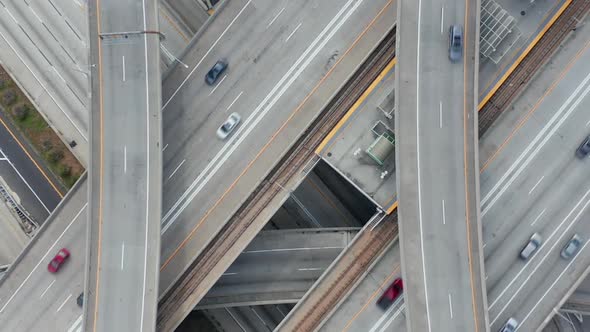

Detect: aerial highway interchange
[0, 0, 588, 331]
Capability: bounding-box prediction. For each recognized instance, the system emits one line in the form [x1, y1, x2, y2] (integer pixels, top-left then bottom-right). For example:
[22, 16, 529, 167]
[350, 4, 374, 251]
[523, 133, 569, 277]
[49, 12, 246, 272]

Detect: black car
[205, 60, 228, 85]
[576, 135, 590, 159]
[77, 292, 84, 307]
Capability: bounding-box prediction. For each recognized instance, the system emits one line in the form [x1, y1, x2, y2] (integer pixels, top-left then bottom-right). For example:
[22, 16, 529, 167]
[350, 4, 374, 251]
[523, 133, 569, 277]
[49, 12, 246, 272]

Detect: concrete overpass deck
[0, 182, 356, 331]
[315, 58, 397, 212]
[85, 0, 162, 331]
[317, 9, 590, 331]
[0, 175, 87, 332]
[0, 0, 198, 166]
[199, 228, 359, 309]
[396, 0, 488, 331]
[157, 0, 395, 329]
[0, 1, 394, 330]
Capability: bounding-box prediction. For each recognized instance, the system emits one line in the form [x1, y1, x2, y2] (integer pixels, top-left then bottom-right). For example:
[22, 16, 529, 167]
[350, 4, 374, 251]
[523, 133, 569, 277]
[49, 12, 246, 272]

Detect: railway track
[479, 0, 590, 135]
[278, 215, 398, 332]
[157, 27, 396, 331]
[157, 2, 590, 327]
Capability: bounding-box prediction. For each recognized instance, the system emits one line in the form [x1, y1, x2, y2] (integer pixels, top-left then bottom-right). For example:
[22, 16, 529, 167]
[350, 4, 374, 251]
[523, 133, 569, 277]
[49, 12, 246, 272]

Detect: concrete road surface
[0, 0, 90, 163]
[0, 0, 393, 330]
[480, 28, 590, 330]
[395, 0, 488, 331]
[0, 177, 87, 332]
[85, 0, 162, 331]
[200, 228, 357, 308]
[157, 0, 393, 300]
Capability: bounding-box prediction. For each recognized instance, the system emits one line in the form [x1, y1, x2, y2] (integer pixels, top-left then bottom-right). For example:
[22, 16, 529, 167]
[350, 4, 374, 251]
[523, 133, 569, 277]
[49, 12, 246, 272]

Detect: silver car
[448, 24, 463, 62]
[520, 233, 542, 260]
[217, 112, 241, 140]
[561, 234, 582, 259]
[499, 318, 518, 332]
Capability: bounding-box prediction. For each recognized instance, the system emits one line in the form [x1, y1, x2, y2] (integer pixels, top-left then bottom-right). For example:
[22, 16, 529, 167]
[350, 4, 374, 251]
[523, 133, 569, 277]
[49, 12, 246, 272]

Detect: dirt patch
[0, 66, 84, 189]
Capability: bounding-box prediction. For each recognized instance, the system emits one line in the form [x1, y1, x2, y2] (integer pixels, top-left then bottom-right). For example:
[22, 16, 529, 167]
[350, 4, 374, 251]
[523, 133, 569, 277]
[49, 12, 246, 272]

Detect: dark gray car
[576, 135, 590, 159]
[77, 292, 84, 307]
[448, 25, 463, 62]
[205, 60, 228, 85]
[561, 234, 581, 259]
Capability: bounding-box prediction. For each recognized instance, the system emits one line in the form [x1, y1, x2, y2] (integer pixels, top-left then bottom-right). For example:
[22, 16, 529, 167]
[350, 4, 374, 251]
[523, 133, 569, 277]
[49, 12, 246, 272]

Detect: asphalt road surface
[0, 114, 62, 222]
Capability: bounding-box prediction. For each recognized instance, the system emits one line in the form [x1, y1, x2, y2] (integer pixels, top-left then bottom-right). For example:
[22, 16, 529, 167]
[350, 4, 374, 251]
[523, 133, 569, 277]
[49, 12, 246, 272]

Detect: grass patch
[0, 66, 84, 189]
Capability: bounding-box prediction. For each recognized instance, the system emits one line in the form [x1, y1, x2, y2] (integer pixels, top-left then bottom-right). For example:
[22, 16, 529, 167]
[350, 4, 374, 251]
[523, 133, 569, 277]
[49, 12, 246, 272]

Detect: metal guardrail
[0, 185, 38, 236]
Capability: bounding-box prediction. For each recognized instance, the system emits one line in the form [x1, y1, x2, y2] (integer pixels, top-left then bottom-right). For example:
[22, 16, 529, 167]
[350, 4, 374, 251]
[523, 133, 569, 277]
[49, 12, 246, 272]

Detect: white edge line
[416, 0, 432, 329]
[161, 0, 361, 232]
[67, 314, 83, 332]
[140, 0, 150, 329]
[0, 149, 50, 213]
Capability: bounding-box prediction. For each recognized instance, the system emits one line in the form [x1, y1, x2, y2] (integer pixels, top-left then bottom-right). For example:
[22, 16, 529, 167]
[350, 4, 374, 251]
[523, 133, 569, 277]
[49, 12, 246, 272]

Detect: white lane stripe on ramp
[67, 314, 83, 332]
[161, 0, 363, 234]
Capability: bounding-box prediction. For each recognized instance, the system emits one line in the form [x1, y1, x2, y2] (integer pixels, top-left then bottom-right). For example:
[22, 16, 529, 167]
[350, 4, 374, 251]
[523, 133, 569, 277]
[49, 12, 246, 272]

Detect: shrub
[0, 78, 6, 90]
[49, 150, 64, 163]
[59, 165, 71, 177]
[12, 104, 29, 121]
[2, 89, 16, 106]
[41, 139, 53, 152]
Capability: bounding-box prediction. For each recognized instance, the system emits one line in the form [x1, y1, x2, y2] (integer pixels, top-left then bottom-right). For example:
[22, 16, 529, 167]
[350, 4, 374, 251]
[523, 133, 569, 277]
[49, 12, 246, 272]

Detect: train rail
[277, 214, 398, 332]
[156, 26, 396, 331]
[479, 0, 590, 135]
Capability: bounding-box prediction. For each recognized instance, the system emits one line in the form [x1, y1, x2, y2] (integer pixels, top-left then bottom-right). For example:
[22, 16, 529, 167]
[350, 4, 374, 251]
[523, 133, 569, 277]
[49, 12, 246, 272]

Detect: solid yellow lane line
[160, 0, 397, 271]
[477, 0, 572, 111]
[316, 57, 396, 155]
[385, 200, 398, 215]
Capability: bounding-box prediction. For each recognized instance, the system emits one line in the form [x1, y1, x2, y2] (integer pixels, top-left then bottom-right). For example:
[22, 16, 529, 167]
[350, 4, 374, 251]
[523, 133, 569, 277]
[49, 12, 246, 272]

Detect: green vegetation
[0, 67, 84, 189]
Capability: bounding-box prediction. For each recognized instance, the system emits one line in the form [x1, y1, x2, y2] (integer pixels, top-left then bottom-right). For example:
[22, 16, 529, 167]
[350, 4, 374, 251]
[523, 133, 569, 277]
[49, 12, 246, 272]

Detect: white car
[500, 318, 518, 332]
[217, 112, 241, 140]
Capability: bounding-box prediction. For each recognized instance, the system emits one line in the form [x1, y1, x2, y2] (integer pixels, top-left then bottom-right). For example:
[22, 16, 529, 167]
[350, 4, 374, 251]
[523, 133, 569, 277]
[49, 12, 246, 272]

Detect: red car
[377, 278, 403, 310]
[48, 248, 70, 273]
